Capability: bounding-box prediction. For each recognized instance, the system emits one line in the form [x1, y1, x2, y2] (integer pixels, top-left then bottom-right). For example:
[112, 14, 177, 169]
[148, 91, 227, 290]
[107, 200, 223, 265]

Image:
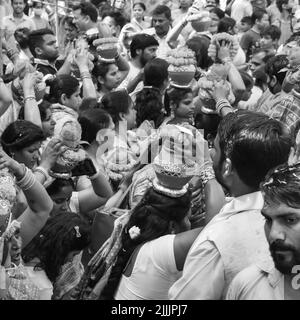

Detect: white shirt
[226, 261, 285, 300]
[169, 191, 270, 300]
[143, 27, 185, 60]
[115, 234, 180, 300]
[231, 0, 253, 23]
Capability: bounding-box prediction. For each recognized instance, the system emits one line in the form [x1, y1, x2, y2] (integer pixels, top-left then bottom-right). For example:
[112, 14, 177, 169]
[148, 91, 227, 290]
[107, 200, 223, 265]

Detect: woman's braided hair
[99, 186, 191, 300]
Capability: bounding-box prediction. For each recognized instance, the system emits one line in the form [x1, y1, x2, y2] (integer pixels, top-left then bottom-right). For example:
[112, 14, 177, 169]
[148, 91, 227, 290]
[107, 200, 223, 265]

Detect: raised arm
[0, 77, 12, 117]
[0, 150, 53, 248]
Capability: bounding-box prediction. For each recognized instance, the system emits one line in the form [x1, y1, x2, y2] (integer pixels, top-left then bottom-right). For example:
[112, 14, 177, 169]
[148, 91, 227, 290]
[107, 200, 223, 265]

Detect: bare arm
[166, 19, 188, 48]
[115, 54, 130, 83]
[227, 62, 246, 102]
[0, 78, 12, 117]
[174, 227, 202, 271]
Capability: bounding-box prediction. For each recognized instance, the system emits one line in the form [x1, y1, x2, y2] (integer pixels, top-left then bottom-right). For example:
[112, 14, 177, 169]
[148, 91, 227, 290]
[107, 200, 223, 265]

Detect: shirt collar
[8, 13, 28, 22]
[217, 191, 264, 220]
[34, 58, 57, 71]
[256, 259, 283, 288]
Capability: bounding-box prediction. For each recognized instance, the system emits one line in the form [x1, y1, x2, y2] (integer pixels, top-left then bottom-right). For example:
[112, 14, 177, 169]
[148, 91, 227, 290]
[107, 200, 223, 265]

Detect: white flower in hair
[128, 226, 141, 240]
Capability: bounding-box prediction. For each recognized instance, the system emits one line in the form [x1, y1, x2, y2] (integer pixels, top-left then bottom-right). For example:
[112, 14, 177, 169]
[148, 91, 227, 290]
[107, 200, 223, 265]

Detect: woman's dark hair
[133, 2, 146, 11]
[186, 36, 213, 70]
[239, 70, 254, 88]
[217, 17, 236, 33]
[101, 90, 132, 125]
[217, 110, 292, 189]
[45, 75, 79, 104]
[1, 120, 45, 155]
[210, 7, 225, 19]
[22, 212, 91, 282]
[99, 187, 191, 299]
[135, 87, 164, 128]
[92, 61, 116, 90]
[144, 58, 169, 89]
[167, 87, 193, 109]
[46, 178, 75, 198]
[78, 109, 111, 143]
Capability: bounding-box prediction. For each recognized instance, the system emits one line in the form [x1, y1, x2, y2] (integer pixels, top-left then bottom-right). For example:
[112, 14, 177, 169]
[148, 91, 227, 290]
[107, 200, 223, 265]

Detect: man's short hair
[102, 10, 127, 28]
[265, 54, 289, 85]
[28, 29, 54, 57]
[73, 2, 98, 23]
[152, 5, 171, 21]
[251, 9, 267, 25]
[241, 16, 253, 25]
[218, 110, 292, 189]
[14, 27, 31, 50]
[130, 34, 158, 58]
[262, 25, 281, 41]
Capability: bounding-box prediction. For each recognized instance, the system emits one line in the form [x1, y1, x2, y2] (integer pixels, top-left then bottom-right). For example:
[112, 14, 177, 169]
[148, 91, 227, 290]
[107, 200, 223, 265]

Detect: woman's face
[123, 100, 137, 130]
[173, 93, 195, 121]
[64, 23, 78, 42]
[13, 141, 42, 169]
[209, 13, 220, 34]
[133, 4, 145, 20]
[51, 185, 73, 212]
[63, 86, 82, 111]
[42, 109, 56, 138]
[100, 64, 122, 91]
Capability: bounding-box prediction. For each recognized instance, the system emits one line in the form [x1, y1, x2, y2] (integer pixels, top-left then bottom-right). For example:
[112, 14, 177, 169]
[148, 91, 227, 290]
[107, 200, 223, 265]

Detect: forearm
[166, 19, 187, 47]
[216, 98, 235, 117]
[0, 78, 12, 117]
[79, 67, 97, 99]
[115, 54, 130, 73]
[227, 62, 245, 98]
[90, 170, 113, 198]
[23, 88, 42, 128]
[57, 60, 71, 76]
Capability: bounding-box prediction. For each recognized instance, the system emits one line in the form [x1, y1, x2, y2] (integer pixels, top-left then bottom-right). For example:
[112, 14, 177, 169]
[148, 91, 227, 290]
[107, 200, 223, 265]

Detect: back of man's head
[28, 28, 54, 57]
[265, 54, 289, 86]
[73, 2, 98, 23]
[218, 110, 292, 189]
[130, 34, 158, 58]
[144, 58, 169, 89]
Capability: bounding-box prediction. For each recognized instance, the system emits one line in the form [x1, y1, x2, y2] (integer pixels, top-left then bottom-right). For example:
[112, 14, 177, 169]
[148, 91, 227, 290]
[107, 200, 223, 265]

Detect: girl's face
[42, 109, 56, 138]
[51, 185, 73, 212]
[123, 100, 137, 130]
[133, 4, 144, 20]
[13, 141, 42, 169]
[209, 13, 220, 34]
[63, 86, 82, 111]
[173, 93, 195, 121]
[100, 64, 122, 91]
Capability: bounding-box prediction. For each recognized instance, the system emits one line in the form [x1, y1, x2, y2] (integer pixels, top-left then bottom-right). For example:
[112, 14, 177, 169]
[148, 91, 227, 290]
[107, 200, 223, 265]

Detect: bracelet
[81, 75, 92, 80]
[24, 96, 36, 103]
[198, 164, 215, 187]
[34, 166, 50, 182]
[16, 167, 36, 191]
[216, 98, 232, 115]
[80, 71, 91, 78]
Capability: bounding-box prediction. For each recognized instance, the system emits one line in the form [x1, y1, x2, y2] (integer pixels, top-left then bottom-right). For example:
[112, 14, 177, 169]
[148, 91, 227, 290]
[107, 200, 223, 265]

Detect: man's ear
[270, 75, 277, 87]
[223, 158, 232, 178]
[136, 49, 142, 56]
[98, 76, 104, 85]
[35, 47, 43, 56]
[61, 93, 67, 105]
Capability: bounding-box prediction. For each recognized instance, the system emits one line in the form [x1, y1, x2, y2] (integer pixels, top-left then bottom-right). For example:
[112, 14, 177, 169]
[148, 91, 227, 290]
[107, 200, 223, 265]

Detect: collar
[256, 259, 283, 288]
[86, 27, 99, 36]
[216, 191, 264, 220]
[7, 13, 28, 22]
[34, 58, 57, 71]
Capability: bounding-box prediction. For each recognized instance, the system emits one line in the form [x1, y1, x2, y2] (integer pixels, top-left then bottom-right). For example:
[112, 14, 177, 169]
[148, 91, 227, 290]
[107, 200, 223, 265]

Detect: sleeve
[225, 276, 241, 300]
[240, 33, 251, 52]
[151, 235, 178, 274]
[168, 240, 226, 300]
[70, 192, 80, 214]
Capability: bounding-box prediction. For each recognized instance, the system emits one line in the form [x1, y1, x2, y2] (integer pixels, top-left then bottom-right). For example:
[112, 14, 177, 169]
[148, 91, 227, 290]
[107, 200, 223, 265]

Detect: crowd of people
[0, 0, 300, 300]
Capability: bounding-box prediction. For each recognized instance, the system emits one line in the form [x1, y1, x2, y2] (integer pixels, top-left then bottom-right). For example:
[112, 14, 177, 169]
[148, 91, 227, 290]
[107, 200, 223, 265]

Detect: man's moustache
[270, 241, 295, 252]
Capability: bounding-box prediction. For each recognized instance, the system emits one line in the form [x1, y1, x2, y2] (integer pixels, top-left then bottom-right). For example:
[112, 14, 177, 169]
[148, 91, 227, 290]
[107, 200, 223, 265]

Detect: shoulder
[226, 265, 266, 300]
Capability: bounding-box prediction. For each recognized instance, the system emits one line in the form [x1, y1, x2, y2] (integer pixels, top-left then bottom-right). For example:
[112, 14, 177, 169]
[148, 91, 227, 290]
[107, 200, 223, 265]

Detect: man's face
[257, 14, 269, 31]
[102, 16, 119, 37]
[262, 200, 300, 275]
[73, 9, 88, 32]
[12, 0, 25, 15]
[206, 0, 217, 10]
[239, 21, 251, 33]
[64, 23, 78, 42]
[140, 45, 158, 66]
[260, 35, 274, 50]
[38, 34, 59, 61]
[152, 14, 170, 37]
[249, 52, 266, 74]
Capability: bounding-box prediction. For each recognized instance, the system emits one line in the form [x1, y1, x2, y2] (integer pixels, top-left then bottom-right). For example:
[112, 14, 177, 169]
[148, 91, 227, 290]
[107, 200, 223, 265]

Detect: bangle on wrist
[16, 166, 36, 190]
[24, 96, 36, 103]
[34, 166, 50, 182]
[216, 98, 232, 115]
[198, 163, 215, 187]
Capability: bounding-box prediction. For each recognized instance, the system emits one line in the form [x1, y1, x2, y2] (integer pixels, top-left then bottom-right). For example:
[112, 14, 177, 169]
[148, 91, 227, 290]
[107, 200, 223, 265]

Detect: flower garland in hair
[128, 226, 141, 240]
